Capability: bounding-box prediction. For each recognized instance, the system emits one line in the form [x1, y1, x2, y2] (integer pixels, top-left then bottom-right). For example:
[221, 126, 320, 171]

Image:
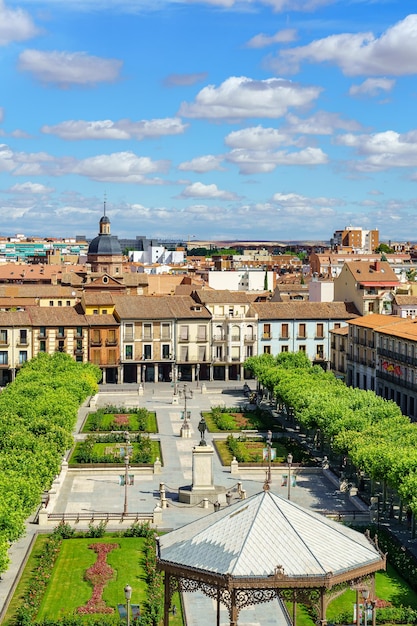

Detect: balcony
[378, 347, 417, 367]
[244, 335, 256, 342]
[196, 336, 207, 342]
[0, 340, 9, 347]
[230, 335, 241, 341]
[377, 370, 417, 393]
[262, 333, 271, 340]
[56, 333, 66, 339]
[91, 339, 102, 347]
[178, 336, 189, 343]
[74, 348, 84, 356]
[38, 332, 48, 339]
[212, 334, 225, 342]
[279, 335, 290, 341]
[106, 338, 118, 346]
[16, 339, 29, 347]
[124, 334, 134, 342]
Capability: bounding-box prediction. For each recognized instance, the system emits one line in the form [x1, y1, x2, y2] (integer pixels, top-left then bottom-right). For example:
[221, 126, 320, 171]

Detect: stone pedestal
[172, 394, 179, 405]
[179, 445, 227, 504]
[180, 422, 191, 438]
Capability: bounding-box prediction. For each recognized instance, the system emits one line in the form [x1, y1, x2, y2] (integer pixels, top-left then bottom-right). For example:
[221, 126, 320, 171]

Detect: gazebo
[157, 490, 386, 626]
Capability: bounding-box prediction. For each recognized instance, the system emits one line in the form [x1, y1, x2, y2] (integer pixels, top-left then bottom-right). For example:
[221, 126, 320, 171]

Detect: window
[161, 323, 170, 340]
[0, 330, 7, 345]
[58, 300, 62, 307]
[108, 350, 117, 365]
[102, 309, 108, 315]
[263, 345, 271, 354]
[231, 325, 240, 341]
[298, 323, 306, 338]
[93, 309, 99, 315]
[76, 340, 83, 352]
[180, 325, 189, 341]
[368, 302, 374, 313]
[92, 351, 101, 365]
[281, 345, 289, 352]
[76, 326, 83, 338]
[197, 325, 207, 341]
[49, 301, 54, 306]
[180, 346, 189, 361]
[125, 345, 133, 360]
[299, 345, 306, 352]
[0, 351, 8, 364]
[40, 340, 46, 352]
[162, 344, 170, 359]
[143, 323, 152, 340]
[58, 340, 65, 353]
[92, 330, 101, 345]
[39, 326, 47, 338]
[76, 355, 83, 363]
[19, 329, 27, 345]
[125, 323, 134, 341]
[198, 345, 206, 361]
[107, 330, 117, 345]
[66, 301, 71, 306]
[231, 346, 240, 361]
[57, 326, 65, 338]
[216, 346, 223, 360]
[317, 344, 324, 359]
[281, 324, 289, 339]
[316, 323, 324, 338]
[263, 324, 271, 339]
[229, 307, 234, 317]
[143, 344, 152, 359]
[334, 323, 341, 329]
[246, 345, 253, 358]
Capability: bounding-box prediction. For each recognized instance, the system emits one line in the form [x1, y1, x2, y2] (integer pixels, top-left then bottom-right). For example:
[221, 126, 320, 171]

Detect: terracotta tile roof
[0, 310, 32, 326]
[347, 314, 400, 329]
[330, 326, 349, 336]
[0, 284, 80, 298]
[250, 301, 359, 320]
[112, 295, 211, 320]
[349, 314, 417, 341]
[86, 314, 119, 327]
[82, 292, 115, 306]
[147, 274, 186, 295]
[393, 295, 417, 305]
[193, 289, 252, 304]
[343, 260, 399, 283]
[26, 306, 88, 326]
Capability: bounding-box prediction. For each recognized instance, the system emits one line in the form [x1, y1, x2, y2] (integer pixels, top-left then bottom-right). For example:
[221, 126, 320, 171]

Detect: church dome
[88, 234, 122, 256]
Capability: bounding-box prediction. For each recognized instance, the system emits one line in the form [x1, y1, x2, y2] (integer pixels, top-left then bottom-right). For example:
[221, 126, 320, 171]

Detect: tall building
[87, 207, 123, 277]
[331, 226, 379, 253]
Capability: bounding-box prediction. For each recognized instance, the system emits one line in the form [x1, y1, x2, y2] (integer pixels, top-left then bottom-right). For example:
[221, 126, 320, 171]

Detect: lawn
[202, 407, 279, 433]
[4, 534, 184, 625]
[68, 440, 161, 465]
[214, 437, 313, 466]
[82, 410, 158, 433]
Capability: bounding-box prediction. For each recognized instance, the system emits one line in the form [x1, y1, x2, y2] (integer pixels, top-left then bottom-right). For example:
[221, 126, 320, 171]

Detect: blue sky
[1, 0, 417, 243]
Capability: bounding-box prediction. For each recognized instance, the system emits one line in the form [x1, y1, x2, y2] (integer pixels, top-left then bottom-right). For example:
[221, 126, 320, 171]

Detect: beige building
[334, 260, 400, 315]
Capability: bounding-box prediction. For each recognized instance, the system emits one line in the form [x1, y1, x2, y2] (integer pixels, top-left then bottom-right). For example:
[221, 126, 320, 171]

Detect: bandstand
[157, 490, 385, 626]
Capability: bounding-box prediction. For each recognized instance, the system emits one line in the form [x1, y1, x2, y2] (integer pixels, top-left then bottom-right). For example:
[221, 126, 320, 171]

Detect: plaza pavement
[0, 381, 382, 625]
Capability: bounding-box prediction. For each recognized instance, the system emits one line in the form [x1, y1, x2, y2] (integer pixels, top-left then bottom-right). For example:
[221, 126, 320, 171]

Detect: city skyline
[1, 0, 417, 242]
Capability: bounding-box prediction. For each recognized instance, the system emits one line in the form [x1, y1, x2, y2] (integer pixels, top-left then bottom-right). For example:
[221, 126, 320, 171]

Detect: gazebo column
[217, 586, 221, 626]
[319, 589, 327, 626]
[229, 589, 238, 626]
[163, 572, 171, 626]
[292, 590, 297, 626]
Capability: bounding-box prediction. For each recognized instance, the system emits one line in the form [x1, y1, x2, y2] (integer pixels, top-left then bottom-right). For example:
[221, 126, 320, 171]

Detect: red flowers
[77, 543, 119, 614]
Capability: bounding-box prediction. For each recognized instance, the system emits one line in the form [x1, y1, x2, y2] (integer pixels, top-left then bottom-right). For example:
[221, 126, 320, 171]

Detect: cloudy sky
[1, 0, 417, 242]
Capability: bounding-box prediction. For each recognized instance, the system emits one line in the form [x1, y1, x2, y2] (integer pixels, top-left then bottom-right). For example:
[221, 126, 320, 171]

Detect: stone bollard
[202, 498, 209, 509]
[240, 489, 247, 500]
[38, 504, 49, 528]
[138, 384, 144, 396]
[201, 383, 207, 394]
[154, 457, 162, 474]
[153, 504, 163, 526]
[230, 457, 239, 475]
[172, 394, 179, 405]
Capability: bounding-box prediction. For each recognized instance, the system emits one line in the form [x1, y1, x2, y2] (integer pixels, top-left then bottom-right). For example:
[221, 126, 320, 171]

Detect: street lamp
[124, 584, 132, 626]
[196, 363, 200, 388]
[287, 452, 293, 500]
[123, 431, 130, 515]
[264, 430, 273, 490]
[142, 364, 146, 388]
[179, 383, 193, 436]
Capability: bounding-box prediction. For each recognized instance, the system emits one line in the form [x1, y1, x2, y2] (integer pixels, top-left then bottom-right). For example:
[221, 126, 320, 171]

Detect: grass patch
[202, 407, 280, 433]
[68, 440, 161, 465]
[37, 537, 146, 620]
[83, 411, 158, 433]
[214, 436, 313, 466]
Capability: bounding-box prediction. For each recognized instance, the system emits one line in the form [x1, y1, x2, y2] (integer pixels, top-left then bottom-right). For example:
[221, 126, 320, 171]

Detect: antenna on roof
[103, 191, 107, 216]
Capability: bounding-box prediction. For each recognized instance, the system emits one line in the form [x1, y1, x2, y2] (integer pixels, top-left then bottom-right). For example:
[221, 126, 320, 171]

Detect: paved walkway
[0, 381, 415, 625]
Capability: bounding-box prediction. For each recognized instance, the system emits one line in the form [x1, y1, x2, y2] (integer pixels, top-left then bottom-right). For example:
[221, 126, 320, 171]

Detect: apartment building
[192, 290, 258, 381]
[329, 326, 349, 380]
[0, 311, 32, 385]
[334, 260, 400, 315]
[251, 302, 359, 368]
[346, 315, 417, 420]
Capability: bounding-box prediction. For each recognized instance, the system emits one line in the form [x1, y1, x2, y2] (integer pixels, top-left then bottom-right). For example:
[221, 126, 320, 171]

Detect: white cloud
[73, 151, 170, 183]
[178, 155, 225, 173]
[246, 28, 297, 49]
[349, 78, 395, 97]
[273, 14, 417, 76]
[284, 111, 362, 135]
[226, 146, 328, 174]
[336, 129, 417, 171]
[180, 182, 237, 200]
[42, 118, 187, 140]
[225, 126, 293, 150]
[271, 192, 340, 216]
[178, 76, 322, 120]
[0, 0, 39, 45]
[18, 50, 123, 86]
[9, 182, 54, 194]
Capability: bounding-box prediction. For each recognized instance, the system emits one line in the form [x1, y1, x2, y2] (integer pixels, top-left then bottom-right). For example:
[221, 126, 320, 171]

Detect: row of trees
[245, 352, 417, 514]
[0, 352, 101, 575]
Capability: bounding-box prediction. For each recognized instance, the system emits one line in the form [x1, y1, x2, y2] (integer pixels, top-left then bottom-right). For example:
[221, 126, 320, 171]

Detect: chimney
[374, 261, 381, 271]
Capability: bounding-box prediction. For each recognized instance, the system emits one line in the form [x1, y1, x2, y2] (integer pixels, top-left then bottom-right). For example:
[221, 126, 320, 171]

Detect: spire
[103, 191, 107, 217]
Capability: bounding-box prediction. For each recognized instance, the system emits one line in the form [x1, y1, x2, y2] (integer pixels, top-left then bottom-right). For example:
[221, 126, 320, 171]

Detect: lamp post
[196, 363, 200, 389]
[264, 430, 273, 490]
[142, 364, 146, 388]
[287, 452, 293, 500]
[123, 431, 130, 515]
[179, 383, 193, 436]
[362, 589, 370, 626]
[124, 584, 132, 626]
